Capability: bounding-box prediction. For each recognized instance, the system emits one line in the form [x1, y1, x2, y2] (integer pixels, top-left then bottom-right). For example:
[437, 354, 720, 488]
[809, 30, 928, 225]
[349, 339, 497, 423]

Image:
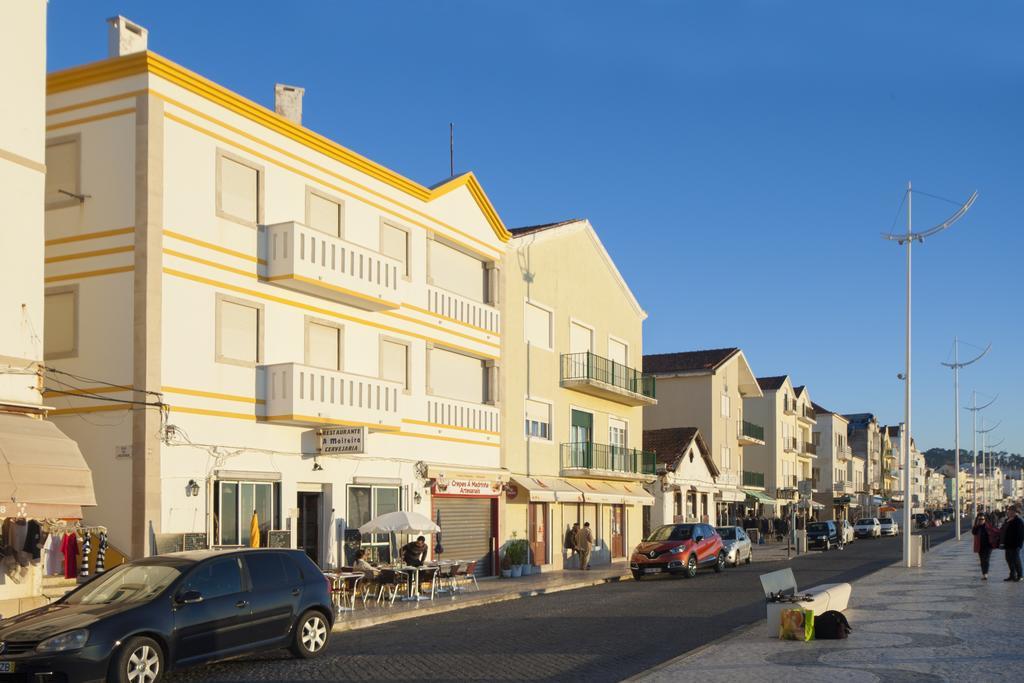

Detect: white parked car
[854, 517, 881, 538]
[879, 517, 899, 536]
[838, 519, 855, 544]
[716, 526, 753, 566]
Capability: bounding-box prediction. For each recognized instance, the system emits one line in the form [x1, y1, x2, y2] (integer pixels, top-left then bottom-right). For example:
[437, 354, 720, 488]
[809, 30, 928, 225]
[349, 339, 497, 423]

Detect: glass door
[570, 409, 593, 468]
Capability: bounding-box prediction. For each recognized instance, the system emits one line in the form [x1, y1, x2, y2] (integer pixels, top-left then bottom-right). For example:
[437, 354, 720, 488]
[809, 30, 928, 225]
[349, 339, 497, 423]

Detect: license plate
[643, 568, 662, 574]
[0, 662, 16, 673]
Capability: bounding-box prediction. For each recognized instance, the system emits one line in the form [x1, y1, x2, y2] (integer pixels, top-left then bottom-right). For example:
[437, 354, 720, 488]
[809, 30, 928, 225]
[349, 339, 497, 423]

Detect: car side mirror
[693, 536, 703, 543]
[177, 590, 203, 605]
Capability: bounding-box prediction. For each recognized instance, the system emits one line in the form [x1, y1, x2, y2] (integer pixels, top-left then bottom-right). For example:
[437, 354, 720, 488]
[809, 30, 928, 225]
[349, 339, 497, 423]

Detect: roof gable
[756, 375, 789, 391]
[644, 348, 739, 374]
[643, 428, 720, 478]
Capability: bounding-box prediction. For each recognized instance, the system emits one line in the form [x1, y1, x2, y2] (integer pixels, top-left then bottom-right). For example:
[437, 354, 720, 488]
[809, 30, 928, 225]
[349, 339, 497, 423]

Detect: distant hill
[924, 447, 1023, 472]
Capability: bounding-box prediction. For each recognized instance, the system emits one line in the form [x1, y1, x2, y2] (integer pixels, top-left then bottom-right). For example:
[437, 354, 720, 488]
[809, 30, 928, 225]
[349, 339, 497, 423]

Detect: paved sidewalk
[635, 536, 1021, 682]
[332, 563, 631, 631]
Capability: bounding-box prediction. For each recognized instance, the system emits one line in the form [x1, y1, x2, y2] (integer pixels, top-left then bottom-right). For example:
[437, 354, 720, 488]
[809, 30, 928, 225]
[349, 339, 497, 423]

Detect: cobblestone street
[166, 526, 958, 682]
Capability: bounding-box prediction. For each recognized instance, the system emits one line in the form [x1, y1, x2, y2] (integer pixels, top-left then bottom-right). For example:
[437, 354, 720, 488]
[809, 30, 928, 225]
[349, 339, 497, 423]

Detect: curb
[332, 572, 633, 632]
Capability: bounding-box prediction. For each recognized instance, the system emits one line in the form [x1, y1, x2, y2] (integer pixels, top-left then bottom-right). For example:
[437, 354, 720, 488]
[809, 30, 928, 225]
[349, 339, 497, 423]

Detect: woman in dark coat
[972, 512, 1000, 580]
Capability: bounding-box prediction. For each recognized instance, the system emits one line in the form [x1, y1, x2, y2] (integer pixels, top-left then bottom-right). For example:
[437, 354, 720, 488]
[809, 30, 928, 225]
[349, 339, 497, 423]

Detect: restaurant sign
[317, 426, 365, 454]
[434, 477, 502, 497]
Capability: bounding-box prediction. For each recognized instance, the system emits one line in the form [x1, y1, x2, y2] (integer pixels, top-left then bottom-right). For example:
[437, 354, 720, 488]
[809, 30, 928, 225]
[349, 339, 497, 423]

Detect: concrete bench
[759, 568, 851, 637]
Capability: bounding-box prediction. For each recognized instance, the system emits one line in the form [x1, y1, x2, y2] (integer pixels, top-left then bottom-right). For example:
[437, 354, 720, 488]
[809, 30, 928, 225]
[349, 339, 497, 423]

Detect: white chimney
[106, 16, 148, 57]
[275, 84, 304, 125]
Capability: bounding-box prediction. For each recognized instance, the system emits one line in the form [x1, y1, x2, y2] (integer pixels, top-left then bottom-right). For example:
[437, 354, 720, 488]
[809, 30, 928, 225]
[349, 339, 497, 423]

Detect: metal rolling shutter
[434, 497, 492, 577]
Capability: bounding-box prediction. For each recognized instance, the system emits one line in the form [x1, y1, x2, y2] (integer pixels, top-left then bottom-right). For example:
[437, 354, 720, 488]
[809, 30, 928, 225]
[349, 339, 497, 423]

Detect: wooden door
[296, 492, 321, 565]
[528, 502, 547, 566]
[610, 504, 624, 557]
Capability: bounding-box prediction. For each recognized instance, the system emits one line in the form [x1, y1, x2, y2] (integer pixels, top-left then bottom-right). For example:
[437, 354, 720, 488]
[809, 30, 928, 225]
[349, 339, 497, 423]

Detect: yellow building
[501, 219, 654, 571]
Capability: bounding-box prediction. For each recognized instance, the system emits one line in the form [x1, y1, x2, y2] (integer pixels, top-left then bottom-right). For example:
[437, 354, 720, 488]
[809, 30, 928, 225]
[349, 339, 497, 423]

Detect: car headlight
[37, 629, 89, 653]
[669, 546, 687, 554]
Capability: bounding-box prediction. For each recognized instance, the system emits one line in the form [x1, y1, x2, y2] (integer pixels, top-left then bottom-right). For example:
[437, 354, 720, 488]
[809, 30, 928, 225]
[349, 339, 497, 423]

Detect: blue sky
[47, 1, 1023, 456]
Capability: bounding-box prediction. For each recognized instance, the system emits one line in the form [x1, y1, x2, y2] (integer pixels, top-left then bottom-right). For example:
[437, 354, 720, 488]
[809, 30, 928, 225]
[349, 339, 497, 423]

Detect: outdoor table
[395, 564, 436, 601]
[327, 572, 364, 612]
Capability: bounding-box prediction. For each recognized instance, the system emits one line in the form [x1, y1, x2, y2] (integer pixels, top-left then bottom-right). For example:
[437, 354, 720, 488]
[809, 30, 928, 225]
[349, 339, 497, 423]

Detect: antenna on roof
[449, 123, 454, 178]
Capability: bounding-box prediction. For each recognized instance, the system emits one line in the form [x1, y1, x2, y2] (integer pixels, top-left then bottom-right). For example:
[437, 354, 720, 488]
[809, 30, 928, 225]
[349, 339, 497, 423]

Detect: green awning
[744, 489, 777, 505]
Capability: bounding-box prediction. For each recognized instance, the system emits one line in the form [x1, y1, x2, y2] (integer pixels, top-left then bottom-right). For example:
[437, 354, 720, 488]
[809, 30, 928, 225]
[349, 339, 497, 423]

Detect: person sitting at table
[401, 536, 429, 567]
[353, 548, 378, 580]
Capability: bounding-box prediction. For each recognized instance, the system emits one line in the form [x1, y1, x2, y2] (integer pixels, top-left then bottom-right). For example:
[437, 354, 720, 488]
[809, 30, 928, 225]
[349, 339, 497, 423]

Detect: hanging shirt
[60, 533, 78, 579]
[79, 533, 91, 579]
[23, 520, 42, 561]
[42, 534, 64, 576]
[95, 533, 107, 574]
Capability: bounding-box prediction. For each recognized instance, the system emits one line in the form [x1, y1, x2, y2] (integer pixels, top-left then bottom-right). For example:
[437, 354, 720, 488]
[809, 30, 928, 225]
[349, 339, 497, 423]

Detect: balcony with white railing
[425, 285, 500, 335]
[425, 396, 500, 435]
[836, 445, 852, 460]
[265, 221, 405, 310]
[833, 480, 854, 494]
[262, 362, 402, 429]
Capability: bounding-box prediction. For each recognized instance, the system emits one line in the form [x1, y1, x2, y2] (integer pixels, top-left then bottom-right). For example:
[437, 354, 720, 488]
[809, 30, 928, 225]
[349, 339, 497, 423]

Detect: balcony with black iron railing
[559, 352, 657, 407]
[783, 397, 797, 415]
[798, 403, 816, 423]
[800, 441, 817, 457]
[560, 442, 657, 480]
[743, 470, 765, 488]
[737, 420, 765, 446]
[784, 436, 798, 453]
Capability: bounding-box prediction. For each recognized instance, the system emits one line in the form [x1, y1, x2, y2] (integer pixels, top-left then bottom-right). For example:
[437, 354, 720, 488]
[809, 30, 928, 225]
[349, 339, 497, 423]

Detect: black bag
[814, 610, 852, 639]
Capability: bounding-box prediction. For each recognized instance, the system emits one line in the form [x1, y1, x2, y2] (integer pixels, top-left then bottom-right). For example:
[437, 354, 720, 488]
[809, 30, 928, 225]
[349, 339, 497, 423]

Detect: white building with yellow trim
[43, 20, 508, 573]
[501, 219, 654, 570]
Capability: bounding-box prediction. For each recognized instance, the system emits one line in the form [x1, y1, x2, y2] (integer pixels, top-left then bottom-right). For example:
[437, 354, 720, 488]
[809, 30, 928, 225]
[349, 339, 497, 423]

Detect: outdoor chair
[455, 561, 480, 591]
[376, 569, 408, 606]
[432, 562, 460, 595]
[418, 566, 439, 600]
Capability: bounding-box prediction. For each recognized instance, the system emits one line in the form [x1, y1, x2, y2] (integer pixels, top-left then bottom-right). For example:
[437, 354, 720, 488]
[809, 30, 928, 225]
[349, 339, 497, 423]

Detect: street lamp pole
[883, 183, 976, 568]
[941, 339, 989, 539]
[965, 392, 997, 515]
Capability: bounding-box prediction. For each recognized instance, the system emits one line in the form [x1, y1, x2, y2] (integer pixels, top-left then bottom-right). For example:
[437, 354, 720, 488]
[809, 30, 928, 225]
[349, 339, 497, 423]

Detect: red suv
[630, 523, 726, 580]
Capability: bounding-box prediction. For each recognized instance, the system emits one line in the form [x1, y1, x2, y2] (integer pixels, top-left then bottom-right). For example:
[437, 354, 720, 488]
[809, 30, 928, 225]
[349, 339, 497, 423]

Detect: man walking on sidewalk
[1000, 505, 1023, 582]
[578, 522, 594, 570]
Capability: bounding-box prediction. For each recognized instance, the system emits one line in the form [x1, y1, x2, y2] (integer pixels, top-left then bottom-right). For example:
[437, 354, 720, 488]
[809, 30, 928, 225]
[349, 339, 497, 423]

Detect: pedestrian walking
[999, 505, 1023, 582]
[565, 522, 580, 568]
[971, 512, 999, 580]
[578, 521, 594, 570]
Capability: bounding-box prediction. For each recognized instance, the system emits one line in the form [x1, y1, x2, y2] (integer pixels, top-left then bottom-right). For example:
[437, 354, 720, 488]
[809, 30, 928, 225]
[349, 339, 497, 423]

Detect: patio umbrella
[249, 510, 260, 548]
[434, 510, 444, 559]
[358, 510, 440, 535]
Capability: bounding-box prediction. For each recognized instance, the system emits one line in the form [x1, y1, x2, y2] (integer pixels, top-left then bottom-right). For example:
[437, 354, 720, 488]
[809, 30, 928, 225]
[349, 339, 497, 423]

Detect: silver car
[716, 526, 753, 566]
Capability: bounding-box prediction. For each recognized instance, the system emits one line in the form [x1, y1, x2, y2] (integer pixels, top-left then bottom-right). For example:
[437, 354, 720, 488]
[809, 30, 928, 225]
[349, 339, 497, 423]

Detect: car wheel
[113, 636, 163, 683]
[685, 554, 698, 578]
[632, 571, 643, 581]
[290, 609, 330, 659]
[714, 551, 726, 572]
[745, 549, 752, 564]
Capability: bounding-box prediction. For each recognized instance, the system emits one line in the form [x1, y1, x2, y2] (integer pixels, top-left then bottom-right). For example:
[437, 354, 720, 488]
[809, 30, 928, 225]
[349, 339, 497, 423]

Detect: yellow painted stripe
[401, 418, 500, 437]
[45, 265, 134, 283]
[264, 414, 401, 432]
[47, 90, 147, 116]
[0, 146, 46, 174]
[267, 273, 402, 309]
[170, 405, 258, 421]
[45, 245, 134, 264]
[46, 227, 135, 246]
[47, 107, 135, 131]
[388, 430, 500, 447]
[43, 385, 132, 398]
[163, 267, 499, 360]
[161, 386, 265, 405]
[400, 303, 500, 337]
[164, 248, 257, 279]
[163, 111, 501, 262]
[50, 404, 130, 416]
[164, 230, 265, 265]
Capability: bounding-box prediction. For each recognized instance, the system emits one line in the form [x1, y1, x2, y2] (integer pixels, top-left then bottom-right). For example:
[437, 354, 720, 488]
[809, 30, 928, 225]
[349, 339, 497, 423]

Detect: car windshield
[65, 562, 182, 606]
[880, 518, 893, 524]
[856, 519, 874, 525]
[716, 527, 737, 540]
[646, 525, 693, 542]
[808, 522, 829, 532]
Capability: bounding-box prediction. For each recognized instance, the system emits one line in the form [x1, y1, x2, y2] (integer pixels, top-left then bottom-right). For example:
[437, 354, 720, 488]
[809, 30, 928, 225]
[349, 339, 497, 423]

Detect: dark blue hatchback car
[0, 548, 333, 683]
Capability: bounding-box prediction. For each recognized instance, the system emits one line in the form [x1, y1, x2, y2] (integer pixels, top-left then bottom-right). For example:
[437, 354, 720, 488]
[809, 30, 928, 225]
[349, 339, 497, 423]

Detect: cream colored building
[43, 21, 510, 573]
[845, 413, 884, 513]
[643, 428, 719, 529]
[810, 403, 855, 520]
[742, 376, 817, 517]
[642, 348, 764, 525]
[501, 219, 654, 570]
[0, 0, 96, 615]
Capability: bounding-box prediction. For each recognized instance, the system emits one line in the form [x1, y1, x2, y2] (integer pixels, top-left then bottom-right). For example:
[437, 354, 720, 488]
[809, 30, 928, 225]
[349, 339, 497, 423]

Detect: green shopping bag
[778, 607, 815, 641]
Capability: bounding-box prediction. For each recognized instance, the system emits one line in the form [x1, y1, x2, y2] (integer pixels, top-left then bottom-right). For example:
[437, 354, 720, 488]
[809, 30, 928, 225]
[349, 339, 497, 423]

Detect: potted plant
[508, 538, 528, 577]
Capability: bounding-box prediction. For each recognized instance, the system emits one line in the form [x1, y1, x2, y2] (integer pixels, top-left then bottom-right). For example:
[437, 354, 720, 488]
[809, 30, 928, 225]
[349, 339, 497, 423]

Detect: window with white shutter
[217, 153, 261, 225]
[44, 288, 77, 358]
[216, 296, 262, 365]
[307, 190, 342, 237]
[380, 339, 409, 390]
[306, 321, 341, 371]
[380, 222, 410, 277]
[524, 302, 552, 349]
